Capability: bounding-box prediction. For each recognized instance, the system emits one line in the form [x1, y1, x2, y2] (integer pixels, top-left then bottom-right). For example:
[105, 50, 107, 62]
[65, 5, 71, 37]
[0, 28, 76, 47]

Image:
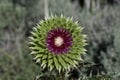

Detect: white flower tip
[75, 21, 79, 25]
[30, 52, 36, 55]
[81, 27, 84, 31]
[84, 49, 87, 51]
[67, 17, 70, 21]
[60, 14, 64, 18]
[36, 59, 40, 63]
[50, 12, 54, 18]
[45, 16, 49, 20]
[54, 14, 57, 17]
[83, 34, 87, 38]
[50, 66, 54, 71]
[28, 37, 33, 40]
[40, 20, 44, 24]
[70, 17, 73, 20]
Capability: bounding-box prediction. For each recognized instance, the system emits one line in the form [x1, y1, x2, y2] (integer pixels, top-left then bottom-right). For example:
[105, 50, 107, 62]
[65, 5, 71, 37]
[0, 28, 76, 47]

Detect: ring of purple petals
[46, 27, 73, 54]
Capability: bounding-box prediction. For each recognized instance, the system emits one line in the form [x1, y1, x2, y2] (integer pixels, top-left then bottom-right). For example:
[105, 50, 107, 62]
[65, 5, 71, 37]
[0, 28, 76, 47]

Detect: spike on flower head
[29, 16, 87, 72]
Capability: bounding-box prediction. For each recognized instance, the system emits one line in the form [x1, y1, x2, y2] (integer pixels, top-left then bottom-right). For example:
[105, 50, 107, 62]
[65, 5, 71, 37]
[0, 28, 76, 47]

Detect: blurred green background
[0, 0, 120, 80]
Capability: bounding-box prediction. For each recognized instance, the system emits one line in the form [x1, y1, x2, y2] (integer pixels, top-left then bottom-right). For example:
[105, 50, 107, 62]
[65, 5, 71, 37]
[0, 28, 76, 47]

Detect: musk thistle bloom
[29, 16, 87, 72]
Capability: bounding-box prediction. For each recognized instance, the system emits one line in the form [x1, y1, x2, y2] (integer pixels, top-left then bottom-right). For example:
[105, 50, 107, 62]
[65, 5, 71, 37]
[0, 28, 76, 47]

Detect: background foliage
[0, 0, 120, 80]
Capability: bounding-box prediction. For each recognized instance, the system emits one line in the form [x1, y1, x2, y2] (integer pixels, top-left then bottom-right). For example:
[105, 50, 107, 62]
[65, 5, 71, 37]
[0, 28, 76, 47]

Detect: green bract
[29, 15, 87, 72]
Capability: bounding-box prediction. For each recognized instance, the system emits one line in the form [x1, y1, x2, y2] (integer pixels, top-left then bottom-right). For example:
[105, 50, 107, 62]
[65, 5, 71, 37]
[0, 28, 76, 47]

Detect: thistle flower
[29, 16, 87, 72]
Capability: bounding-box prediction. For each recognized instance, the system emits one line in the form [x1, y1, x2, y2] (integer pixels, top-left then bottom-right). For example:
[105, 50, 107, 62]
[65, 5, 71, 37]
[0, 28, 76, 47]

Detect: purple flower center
[46, 27, 72, 54]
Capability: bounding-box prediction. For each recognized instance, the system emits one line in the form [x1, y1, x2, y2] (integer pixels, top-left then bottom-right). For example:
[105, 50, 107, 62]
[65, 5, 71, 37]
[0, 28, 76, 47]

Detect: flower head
[29, 16, 87, 72]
